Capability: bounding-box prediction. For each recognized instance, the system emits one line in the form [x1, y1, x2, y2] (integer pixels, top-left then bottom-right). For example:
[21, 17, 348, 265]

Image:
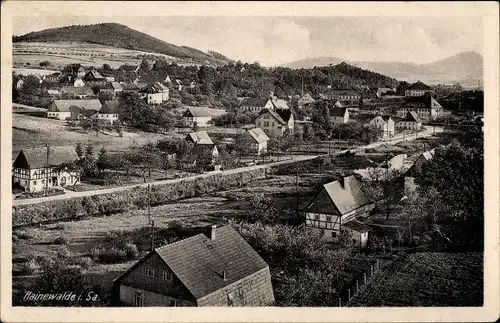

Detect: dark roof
[183, 106, 226, 118]
[119, 65, 139, 72]
[102, 82, 123, 91]
[154, 225, 269, 299]
[60, 86, 95, 97]
[101, 101, 120, 114]
[14, 146, 78, 169]
[84, 70, 104, 80]
[324, 89, 361, 97]
[240, 98, 270, 107]
[258, 109, 286, 124]
[136, 74, 169, 85]
[381, 115, 392, 122]
[401, 111, 422, 122]
[121, 83, 140, 91]
[186, 131, 214, 145]
[69, 105, 98, 118]
[329, 106, 348, 117]
[407, 81, 431, 91]
[275, 108, 293, 122]
[51, 100, 102, 112]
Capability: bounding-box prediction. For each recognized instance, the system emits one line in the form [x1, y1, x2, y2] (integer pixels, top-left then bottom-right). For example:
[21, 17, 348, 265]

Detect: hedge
[13, 169, 266, 226]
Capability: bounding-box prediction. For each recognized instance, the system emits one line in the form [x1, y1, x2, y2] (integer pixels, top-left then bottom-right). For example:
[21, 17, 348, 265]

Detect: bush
[21, 258, 41, 275]
[91, 245, 128, 264]
[15, 230, 32, 240]
[75, 257, 93, 269]
[53, 236, 68, 245]
[123, 242, 139, 260]
[56, 245, 71, 258]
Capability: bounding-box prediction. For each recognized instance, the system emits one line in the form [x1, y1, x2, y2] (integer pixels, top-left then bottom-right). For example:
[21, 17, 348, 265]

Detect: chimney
[222, 270, 227, 281]
[340, 176, 351, 192]
[210, 225, 217, 240]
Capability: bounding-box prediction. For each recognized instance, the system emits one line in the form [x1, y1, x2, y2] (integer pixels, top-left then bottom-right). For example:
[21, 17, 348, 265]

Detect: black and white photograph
[1, 1, 498, 322]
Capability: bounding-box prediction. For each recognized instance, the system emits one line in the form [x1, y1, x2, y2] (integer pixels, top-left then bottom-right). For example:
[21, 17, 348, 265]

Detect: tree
[194, 146, 214, 172]
[75, 142, 84, 160]
[192, 121, 198, 132]
[102, 63, 111, 70]
[234, 132, 254, 163]
[96, 147, 109, 175]
[39, 61, 51, 68]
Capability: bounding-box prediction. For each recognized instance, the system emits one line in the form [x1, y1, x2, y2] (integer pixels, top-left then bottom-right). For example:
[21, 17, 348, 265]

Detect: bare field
[13, 114, 181, 154]
[13, 41, 186, 70]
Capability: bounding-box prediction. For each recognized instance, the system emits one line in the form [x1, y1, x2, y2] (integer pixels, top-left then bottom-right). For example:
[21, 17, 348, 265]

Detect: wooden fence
[337, 259, 381, 307]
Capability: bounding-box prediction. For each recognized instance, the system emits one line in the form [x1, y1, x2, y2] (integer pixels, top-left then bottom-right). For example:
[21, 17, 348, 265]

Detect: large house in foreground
[12, 146, 80, 193]
[112, 225, 275, 307]
[396, 111, 422, 130]
[329, 106, 349, 125]
[304, 175, 374, 247]
[139, 82, 170, 104]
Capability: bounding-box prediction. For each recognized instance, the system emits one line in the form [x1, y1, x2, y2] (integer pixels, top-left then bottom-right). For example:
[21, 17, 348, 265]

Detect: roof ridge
[155, 232, 206, 251]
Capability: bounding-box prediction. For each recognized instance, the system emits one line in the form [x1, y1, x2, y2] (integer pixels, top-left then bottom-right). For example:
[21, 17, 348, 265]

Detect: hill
[13, 23, 232, 66]
[284, 52, 483, 85]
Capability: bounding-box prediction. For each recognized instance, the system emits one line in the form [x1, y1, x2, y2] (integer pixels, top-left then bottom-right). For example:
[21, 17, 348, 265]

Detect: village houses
[182, 106, 227, 128]
[403, 149, 435, 195]
[404, 81, 433, 97]
[12, 146, 80, 193]
[396, 111, 423, 131]
[246, 127, 270, 156]
[321, 89, 361, 103]
[367, 115, 395, 137]
[47, 99, 102, 120]
[83, 70, 106, 87]
[239, 98, 274, 113]
[254, 108, 294, 137]
[100, 81, 124, 99]
[112, 225, 275, 307]
[303, 175, 374, 248]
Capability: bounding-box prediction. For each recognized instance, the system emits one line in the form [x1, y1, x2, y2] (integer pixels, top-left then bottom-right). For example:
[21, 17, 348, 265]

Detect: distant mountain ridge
[284, 52, 483, 85]
[13, 23, 232, 66]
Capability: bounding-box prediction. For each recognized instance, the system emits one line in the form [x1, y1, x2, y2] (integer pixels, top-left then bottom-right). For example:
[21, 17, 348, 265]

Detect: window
[41, 179, 45, 185]
[263, 114, 269, 119]
[264, 121, 269, 127]
[162, 270, 172, 281]
[331, 231, 337, 238]
[144, 266, 154, 277]
[271, 122, 274, 126]
[33, 181, 37, 185]
[227, 292, 234, 306]
[314, 214, 320, 220]
[326, 215, 332, 222]
[134, 291, 144, 307]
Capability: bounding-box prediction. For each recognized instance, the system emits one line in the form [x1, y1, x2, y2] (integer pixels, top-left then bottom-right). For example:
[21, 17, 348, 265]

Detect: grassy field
[12, 114, 181, 155]
[348, 252, 483, 307]
[13, 41, 195, 70]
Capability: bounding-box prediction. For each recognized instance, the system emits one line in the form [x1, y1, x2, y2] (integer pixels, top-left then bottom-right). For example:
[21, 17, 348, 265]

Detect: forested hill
[139, 59, 399, 98]
[13, 23, 232, 66]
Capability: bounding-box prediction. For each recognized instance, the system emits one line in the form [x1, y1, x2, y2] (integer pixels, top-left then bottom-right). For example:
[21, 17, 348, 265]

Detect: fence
[337, 259, 381, 307]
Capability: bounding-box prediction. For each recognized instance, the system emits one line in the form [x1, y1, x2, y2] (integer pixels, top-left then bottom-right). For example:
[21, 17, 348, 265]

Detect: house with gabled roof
[139, 82, 170, 104]
[404, 81, 433, 97]
[403, 149, 436, 194]
[97, 101, 120, 124]
[297, 93, 315, 108]
[12, 146, 80, 193]
[185, 131, 219, 161]
[367, 115, 395, 137]
[254, 108, 294, 137]
[60, 86, 96, 99]
[329, 106, 349, 124]
[83, 70, 106, 87]
[246, 127, 270, 156]
[322, 89, 361, 102]
[135, 74, 171, 89]
[47, 99, 102, 120]
[397, 93, 443, 121]
[112, 225, 274, 307]
[396, 111, 422, 130]
[182, 106, 227, 127]
[304, 175, 375, 247]
[239, 98, 274, 113]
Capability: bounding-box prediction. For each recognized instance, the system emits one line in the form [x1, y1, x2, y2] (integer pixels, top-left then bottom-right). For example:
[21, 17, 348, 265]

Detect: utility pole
[384, 154, 390, 220]
[295, 164, 299, 225]
[150, 219, 155, 251]
[45, 144, 50, 194]
[301, 75, 304, 97]
[147, 184, 152, 224]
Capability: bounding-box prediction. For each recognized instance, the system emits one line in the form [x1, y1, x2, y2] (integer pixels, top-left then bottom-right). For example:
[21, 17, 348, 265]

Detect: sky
[13, 16, 484, 66]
